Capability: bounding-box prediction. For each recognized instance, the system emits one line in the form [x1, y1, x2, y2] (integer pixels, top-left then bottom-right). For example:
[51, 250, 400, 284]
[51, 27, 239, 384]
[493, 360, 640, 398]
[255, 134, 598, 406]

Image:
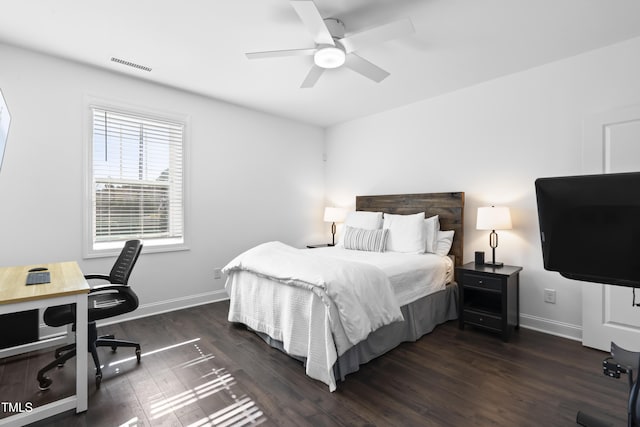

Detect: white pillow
[383, 212, 426, 253]
[338, 211, 383, 246]
[424, 215, 440, 254]
[434, 230, 455, 256]
[343, 226, 389, 252]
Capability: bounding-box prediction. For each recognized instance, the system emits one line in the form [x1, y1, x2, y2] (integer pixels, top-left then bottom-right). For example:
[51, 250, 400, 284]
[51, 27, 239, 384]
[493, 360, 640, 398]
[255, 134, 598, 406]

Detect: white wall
[0, 42, 325, 319]
[324, 36, 640, 340]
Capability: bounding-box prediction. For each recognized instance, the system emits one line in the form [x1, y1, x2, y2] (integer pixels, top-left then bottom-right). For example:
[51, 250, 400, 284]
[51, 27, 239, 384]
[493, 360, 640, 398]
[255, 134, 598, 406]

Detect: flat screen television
[535, 172, 640, 287]
[0, 88, 10, 172]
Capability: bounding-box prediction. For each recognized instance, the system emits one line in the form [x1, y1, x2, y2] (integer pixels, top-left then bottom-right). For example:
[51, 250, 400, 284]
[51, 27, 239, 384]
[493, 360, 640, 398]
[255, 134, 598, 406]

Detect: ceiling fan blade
[344, 54, 390, 83]
[246, 48, 317, 59]
[290, 0, 335, 46]
[340, 18, 414, 53]
[301, 65, 325, 88]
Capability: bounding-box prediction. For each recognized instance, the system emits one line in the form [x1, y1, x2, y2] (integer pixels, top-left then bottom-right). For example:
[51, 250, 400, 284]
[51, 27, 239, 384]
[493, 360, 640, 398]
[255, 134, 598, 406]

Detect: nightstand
[456, 262, 522, 342]
[306, 244, 335, 249]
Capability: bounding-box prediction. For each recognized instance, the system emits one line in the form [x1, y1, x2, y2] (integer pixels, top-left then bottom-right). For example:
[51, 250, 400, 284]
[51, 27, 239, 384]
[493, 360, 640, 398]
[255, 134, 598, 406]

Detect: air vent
[110, 57, 152, 72]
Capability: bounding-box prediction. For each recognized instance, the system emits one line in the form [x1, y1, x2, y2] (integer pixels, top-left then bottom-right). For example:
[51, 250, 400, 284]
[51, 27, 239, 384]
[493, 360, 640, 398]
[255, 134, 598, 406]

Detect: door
[582, 105, 640, 351]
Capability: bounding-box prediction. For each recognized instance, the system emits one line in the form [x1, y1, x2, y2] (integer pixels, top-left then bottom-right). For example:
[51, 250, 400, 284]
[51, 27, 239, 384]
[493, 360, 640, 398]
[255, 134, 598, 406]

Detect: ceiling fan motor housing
[324, 18, 345, 38]
[313, 18, 347, 68]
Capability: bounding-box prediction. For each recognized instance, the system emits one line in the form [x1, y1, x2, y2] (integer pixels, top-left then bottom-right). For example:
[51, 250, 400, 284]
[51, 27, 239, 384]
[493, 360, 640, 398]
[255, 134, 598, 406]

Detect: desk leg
[75, 294, 88, 413]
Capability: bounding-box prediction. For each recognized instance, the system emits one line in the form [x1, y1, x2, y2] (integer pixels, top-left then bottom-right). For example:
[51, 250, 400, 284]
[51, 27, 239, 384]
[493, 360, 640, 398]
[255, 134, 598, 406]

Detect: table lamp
[324, 207, 346, 246]
[476, 206, 512, 268]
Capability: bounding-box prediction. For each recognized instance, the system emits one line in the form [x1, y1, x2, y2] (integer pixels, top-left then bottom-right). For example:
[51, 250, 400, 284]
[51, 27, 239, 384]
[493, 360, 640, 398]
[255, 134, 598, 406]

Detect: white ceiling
[1, 0, 640, 127]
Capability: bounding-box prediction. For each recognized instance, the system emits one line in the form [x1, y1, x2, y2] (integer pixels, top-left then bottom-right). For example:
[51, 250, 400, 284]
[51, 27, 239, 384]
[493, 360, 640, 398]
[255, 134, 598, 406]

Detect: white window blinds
[91, 107, 184, 247]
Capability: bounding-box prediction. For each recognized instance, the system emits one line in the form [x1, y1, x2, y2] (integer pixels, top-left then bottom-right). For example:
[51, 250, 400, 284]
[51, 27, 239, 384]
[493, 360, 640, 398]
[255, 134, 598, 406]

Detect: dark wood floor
[0, 300, 629, 426]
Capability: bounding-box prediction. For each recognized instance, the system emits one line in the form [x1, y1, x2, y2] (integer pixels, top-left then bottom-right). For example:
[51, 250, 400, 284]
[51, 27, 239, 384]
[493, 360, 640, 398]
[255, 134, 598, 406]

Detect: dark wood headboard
[355, 192, 465, 267]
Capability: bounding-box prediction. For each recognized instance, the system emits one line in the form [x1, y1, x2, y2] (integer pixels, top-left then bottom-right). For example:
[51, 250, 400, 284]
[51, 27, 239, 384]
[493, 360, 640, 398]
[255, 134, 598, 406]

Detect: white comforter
[308, 246, 452, 305]
[222, 241, 403, 347]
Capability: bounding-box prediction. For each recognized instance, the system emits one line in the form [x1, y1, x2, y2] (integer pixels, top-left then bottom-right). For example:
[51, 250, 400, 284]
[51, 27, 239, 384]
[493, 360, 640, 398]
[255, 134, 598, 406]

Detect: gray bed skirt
[254, 282, 459, 385]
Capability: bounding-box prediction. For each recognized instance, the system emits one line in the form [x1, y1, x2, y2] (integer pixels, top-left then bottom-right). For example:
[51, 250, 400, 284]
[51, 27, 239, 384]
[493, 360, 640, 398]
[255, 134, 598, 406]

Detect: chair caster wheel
[38, 376, 52, 391]
[135, 348, 141, 363]
[95, 372, 102, 389]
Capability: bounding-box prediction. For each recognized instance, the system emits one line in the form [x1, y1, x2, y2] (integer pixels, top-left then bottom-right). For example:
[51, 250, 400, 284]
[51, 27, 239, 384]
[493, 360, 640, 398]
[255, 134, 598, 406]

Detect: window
[88, 106, 185, 254]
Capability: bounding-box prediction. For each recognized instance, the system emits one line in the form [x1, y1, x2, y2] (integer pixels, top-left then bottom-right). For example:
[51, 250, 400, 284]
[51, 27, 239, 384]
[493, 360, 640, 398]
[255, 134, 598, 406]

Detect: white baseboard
[39, 290, 230, 337]
[519, 313, 582, 342]
[97, 289, 230, 327]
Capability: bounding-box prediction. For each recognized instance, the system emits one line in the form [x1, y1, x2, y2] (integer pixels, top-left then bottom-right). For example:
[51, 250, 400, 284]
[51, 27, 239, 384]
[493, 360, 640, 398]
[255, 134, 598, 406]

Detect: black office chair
[37, 240, 143, 390]
[577, 342, 640, 427]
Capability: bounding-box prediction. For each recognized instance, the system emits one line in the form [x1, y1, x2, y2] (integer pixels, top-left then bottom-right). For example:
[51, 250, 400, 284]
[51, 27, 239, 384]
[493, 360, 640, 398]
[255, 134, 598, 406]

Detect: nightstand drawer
[463, 273, 502, 291]
[464, 310, 502, 330]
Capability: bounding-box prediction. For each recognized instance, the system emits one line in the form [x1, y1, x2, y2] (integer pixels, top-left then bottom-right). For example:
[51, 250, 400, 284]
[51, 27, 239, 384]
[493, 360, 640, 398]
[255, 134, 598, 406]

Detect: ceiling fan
[245, 0, 414, 88]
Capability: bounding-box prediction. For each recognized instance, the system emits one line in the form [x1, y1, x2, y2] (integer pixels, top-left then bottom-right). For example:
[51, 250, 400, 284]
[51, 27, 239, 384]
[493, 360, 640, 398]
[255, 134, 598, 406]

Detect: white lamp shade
[324, 207, 347, 223]
[476, 206, 512, 230]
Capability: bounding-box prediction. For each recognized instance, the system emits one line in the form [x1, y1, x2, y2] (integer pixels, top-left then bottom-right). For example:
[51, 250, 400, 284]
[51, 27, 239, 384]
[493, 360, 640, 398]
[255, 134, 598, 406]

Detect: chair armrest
[87, 283, 140, 315]
[84, 274, 111, 282]
[89, 284, 129, 294]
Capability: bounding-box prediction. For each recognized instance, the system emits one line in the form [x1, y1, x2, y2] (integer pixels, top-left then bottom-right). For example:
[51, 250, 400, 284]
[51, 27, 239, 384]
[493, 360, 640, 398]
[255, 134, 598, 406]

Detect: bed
[223, 192, 465, 391]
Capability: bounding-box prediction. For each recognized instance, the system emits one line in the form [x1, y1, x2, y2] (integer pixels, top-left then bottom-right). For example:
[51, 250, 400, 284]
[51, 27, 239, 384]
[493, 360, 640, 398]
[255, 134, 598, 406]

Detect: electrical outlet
[213, 268, 222, 279]
[544, 288, 556, 304]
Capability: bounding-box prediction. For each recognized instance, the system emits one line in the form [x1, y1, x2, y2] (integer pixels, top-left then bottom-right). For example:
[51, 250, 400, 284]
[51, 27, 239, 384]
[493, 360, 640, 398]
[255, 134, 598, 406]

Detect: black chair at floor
[37, 239, 144, 390]
[577, 342, 640, 427]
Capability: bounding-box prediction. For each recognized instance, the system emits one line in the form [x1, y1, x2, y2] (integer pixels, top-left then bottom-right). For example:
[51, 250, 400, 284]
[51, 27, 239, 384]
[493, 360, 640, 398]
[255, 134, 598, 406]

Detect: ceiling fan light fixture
[314, 46, 345, 69]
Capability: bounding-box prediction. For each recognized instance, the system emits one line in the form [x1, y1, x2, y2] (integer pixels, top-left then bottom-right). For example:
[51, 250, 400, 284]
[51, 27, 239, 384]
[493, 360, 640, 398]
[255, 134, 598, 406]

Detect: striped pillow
[343, 226, 389, 252]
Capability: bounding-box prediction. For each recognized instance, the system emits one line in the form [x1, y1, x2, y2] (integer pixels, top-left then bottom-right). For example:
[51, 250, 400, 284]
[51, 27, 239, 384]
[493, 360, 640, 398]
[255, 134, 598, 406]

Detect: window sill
[84, 238, 189, 259]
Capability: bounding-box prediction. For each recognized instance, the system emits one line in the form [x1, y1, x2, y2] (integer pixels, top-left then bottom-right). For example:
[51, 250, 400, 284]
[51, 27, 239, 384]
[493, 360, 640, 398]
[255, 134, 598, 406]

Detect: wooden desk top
[0, 261, 90, 305]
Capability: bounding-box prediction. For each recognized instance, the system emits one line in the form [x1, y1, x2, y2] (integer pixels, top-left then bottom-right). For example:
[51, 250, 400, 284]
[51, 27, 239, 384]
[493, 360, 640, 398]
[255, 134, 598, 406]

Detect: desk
[0, 262, 89, 426]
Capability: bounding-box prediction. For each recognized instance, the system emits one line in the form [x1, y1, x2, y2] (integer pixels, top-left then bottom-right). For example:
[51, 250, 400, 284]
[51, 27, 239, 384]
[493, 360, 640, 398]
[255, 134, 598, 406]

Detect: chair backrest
[109, 240, 143, 285]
